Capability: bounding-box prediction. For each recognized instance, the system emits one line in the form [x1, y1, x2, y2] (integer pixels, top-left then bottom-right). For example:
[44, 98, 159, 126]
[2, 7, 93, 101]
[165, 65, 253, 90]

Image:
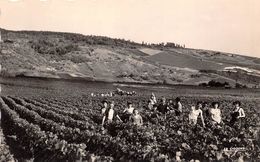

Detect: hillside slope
[0, 28, 259, 87]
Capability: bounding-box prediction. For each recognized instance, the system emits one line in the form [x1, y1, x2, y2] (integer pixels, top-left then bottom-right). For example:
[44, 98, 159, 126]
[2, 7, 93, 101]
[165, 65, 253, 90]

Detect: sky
[0, 0, 259, 58]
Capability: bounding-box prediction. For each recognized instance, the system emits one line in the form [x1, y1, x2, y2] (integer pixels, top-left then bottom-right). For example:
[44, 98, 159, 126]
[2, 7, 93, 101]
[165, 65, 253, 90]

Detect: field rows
[0, 97, 112, 161]
[0, 95, 259, 161]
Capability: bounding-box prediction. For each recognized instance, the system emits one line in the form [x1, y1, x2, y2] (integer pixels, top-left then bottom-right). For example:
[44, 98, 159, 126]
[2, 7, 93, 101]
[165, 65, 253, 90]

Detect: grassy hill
[0, 28, 259, 87]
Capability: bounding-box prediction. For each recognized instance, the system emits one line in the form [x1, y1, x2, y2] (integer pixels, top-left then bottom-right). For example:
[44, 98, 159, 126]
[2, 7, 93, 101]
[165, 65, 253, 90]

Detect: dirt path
[0, 126, 15, 162]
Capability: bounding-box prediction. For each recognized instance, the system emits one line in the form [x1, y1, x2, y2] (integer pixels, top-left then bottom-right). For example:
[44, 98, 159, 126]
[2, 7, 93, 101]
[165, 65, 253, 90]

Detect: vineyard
[0, 93, 259, 162]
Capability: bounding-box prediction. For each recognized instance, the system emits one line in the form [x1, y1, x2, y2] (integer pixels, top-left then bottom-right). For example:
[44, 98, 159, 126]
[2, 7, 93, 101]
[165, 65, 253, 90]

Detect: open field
[0, 77, 259, 161]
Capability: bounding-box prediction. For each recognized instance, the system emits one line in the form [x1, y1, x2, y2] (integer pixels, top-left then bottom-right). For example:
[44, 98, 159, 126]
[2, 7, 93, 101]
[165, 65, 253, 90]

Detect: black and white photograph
[0, 0, 259, 161]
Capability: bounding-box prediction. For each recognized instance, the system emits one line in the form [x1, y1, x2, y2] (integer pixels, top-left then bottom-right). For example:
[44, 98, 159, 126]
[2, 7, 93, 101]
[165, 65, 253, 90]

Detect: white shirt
[101, 107, 107, 115]
[189, 109, 202, 120]
[234, 107, 245, 118]
[124, 107, 134, 114]
[210, 108, 221, 124]
[107, 109, 115, 121]
[177, 102, 182, 112]
[130, 114, 143, 126]
[150, 97, 157, 105]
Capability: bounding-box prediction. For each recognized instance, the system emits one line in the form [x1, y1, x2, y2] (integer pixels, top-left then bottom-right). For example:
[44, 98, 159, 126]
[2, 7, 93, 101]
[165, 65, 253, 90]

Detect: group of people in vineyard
[100, 93, 246, 129]
[187, 100, 245, 128]
[101, 100, 143, 126]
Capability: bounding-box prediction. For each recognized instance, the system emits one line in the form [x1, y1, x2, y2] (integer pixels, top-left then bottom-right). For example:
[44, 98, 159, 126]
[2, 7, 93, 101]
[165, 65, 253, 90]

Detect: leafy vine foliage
[0, 95, 259, 161]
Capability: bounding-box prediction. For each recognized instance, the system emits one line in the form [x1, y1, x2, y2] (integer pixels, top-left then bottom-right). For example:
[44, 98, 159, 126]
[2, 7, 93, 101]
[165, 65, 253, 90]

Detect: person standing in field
[230, 101, 245, 127]
[147, 100, 154, 110]
[157, 97, 169, 114]
[174, 97, 183, 116]
[101, 101, 122, 126]
[156, 97, 170, 119]
[168, 99, 174, 112]
[129, 109, 143, 126]
[123, 101, 135, 115]
[101, 100, 108, 115]
[202, 102, 210, 118]
[122, 101, 135, 122]
[150, 93, 157, 106]
[202, 102, 210, 124]
[209, 102, 222, 125]
[188, 102, 205, 127]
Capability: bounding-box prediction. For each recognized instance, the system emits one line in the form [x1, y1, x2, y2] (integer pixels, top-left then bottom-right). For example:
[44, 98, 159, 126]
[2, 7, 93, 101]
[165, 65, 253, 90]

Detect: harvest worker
[157, 97, 170, 115]
[147, 100, 154, 110]
[129, 109, 143, 126]
[101, 101, 122, 126]
[174, 97, 183, 116]
[188, 102, 205, 127]
[122, 101, 135, 122]
[201, 101, 210, 125]
[156, 97, 170, 120]
[168, 99, 174, 112]
[150, 93, 157, 106]
[202, 102, 210, 119]
[230, 101, 245, 126]
[101, 100, 108, 115]
[209, 102, 222, 125]
[123, 101, 135, 114]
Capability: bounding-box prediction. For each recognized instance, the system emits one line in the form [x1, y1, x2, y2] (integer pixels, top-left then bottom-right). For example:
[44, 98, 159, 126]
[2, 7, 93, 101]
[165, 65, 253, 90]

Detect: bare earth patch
[139, 48, 162, 55]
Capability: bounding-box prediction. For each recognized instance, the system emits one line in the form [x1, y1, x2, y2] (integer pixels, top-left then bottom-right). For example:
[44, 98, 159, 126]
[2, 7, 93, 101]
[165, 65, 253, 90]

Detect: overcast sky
[0, 0, 259, 57]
